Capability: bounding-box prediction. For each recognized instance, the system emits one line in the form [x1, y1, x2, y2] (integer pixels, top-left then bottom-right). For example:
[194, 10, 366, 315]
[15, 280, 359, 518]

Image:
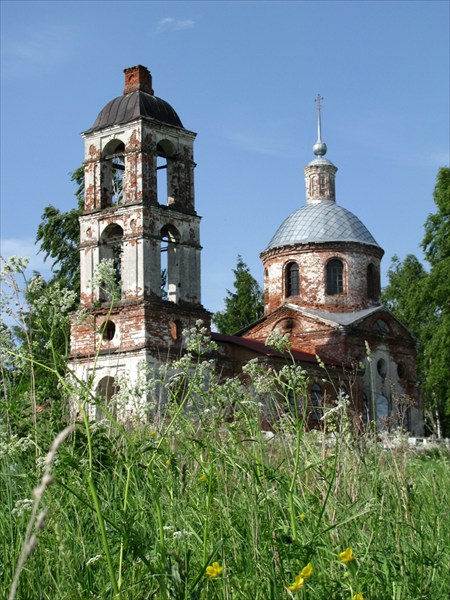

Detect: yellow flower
[300, 513, 306, 520]
[199, 474, 207, 482]
[353, 595, 364, 600]
[205, 561, 223, 578]
[300, 562, 313, 579]
[338, 547, 354, 563]
[286, 575, 304, 591]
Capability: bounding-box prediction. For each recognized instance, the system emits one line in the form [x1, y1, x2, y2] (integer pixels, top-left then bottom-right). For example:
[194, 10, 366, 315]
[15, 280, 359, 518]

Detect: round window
[103, 320, 116, 341]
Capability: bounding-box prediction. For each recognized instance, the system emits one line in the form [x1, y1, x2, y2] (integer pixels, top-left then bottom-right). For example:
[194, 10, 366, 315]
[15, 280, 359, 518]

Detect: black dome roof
[84, 90, 184, 134]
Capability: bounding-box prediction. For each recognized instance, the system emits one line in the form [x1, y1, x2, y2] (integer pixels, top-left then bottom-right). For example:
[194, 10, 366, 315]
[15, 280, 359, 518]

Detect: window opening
[374, 319, 390, 334]
[102, 140, 125, 206]
[310, 384, 323, 421]
[160, 224, 180, 302]
[103, 320, 116, 341]
[100, 224, 124, 301]
[377, 358, 387, 378]
[156, 140, 177, 205]
[156, 155, 167, 205]
[95, 376, 119, 420]
[326, 259, 344, 295]
[286, 262, 300, 297]
[376, 394, 389, 430]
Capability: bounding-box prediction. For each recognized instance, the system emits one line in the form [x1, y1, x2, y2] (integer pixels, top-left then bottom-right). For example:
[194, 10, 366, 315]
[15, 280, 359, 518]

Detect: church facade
[69, 66, 423, 434]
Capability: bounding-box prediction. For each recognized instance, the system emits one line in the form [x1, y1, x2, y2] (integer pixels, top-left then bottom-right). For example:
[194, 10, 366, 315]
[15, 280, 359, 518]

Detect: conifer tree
[213, 256, 264, 334]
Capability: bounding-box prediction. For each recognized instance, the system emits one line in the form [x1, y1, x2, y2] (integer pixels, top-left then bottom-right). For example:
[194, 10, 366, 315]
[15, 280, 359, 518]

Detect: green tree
[382, 167, 450, 436]
[382, 254, 429, 338]
[213, 256, 264, 334]
[421, 167, 450, 435]
[36, 166, 84, 292]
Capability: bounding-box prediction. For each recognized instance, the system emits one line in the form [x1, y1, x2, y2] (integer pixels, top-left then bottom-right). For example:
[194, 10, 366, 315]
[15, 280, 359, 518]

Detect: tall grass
[2, 332, 450, 599]
[1, 258, 449, 599]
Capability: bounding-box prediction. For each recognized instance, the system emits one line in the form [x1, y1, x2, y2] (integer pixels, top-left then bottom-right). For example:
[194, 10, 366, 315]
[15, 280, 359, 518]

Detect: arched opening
[99, 224, 124, 301]
[101, 140, 125, 207]
[160, 224, 180, 302]
[376, 394, 390, 430]
[285, 262, 299, 297]
[156, 140, 177, 205]
[326, 259, 344, 295]
[95, 376, 119, 420]
[310, 383, 323, 421]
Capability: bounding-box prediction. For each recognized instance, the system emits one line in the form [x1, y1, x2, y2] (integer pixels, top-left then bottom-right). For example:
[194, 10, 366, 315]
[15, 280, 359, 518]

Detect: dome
[84, 90, 184, 134]
[266, 200, 380, 251]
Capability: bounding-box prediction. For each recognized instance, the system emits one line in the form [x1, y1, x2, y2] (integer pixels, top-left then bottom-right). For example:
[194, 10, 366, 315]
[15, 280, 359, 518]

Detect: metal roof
[266, 199, 380, 251]
[84, 90, 184, 134]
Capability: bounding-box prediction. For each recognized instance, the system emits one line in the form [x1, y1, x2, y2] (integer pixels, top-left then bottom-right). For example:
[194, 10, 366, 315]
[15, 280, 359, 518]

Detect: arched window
[326, 259, 344, 295]
[101, 140, 125, 207]
[310, 384, 323, 421]
[156, 140, 177, 205]
[100, 224, 124, 300]
[367, 263, 376, 299]
[160, 224, 180, 303]
[95, 376, 119, 420]
[286, 262, 299, 297]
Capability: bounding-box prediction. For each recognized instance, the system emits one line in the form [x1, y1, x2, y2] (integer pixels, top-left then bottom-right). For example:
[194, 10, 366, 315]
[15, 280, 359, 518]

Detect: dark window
[103, 320, 116, 341]
[310, 384, 323, 420]
[326, 259, 344, 295]
[286, 262, 299, 296]
[374, 319, 390, 334]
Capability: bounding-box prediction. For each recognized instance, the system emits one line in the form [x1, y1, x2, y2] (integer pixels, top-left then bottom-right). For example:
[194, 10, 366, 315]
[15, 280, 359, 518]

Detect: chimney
[123, 65, 154, 95]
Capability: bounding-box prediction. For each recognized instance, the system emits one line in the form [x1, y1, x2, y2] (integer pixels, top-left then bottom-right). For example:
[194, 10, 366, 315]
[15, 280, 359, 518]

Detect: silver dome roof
[266, 200, 380, 250]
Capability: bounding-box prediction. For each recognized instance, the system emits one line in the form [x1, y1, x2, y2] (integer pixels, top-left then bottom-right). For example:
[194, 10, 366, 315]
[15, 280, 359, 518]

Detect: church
[69, 65, 423, 434]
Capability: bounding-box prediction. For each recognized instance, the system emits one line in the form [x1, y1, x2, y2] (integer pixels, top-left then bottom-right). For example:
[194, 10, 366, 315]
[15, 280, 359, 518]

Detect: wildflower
[353, 594, 364, 600]
[300, 513, 306, 520]
[199, 474, 207, 482]
[338, 547, 354, 563]
[300, 562, 313, 579]
[206, 561, 223, 578]
[286, 575, 304, 591]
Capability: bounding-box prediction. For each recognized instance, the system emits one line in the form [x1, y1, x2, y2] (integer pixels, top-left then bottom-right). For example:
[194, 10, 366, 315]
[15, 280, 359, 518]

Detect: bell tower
[69, 66, 210, 405]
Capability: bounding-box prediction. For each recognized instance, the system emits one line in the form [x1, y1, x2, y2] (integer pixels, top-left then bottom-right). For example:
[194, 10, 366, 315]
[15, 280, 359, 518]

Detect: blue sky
[1, 0, 449, 314]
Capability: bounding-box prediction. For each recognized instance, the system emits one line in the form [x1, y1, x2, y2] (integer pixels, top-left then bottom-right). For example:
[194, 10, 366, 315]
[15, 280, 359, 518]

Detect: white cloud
[2, 24, 77, 76]
[156, 17, 195, 33]
[1, 238, 53, 279]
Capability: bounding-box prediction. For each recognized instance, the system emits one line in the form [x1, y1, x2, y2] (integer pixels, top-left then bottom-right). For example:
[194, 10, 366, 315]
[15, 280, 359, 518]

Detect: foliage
[36, 166, 84, 292]
[382, 167, 450, 436]
[0, 257, 77, 441]
[213, 256, 264, 334]
[2, 323, 450, 599]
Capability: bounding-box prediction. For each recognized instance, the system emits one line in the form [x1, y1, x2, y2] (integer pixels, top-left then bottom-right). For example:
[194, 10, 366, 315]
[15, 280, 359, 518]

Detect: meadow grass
[2, 338, 450, 600]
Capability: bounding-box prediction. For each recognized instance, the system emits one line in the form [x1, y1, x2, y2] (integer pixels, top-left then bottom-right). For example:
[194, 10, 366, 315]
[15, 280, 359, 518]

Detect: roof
[212, 331, 320, 363]
[84, 90, 184, 134]
[265, 199, 380, 251]
[285, 304, 383, 328]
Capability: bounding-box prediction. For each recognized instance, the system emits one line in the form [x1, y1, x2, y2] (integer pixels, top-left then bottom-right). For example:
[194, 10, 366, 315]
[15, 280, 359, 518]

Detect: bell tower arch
[70, 66, 210, 409]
